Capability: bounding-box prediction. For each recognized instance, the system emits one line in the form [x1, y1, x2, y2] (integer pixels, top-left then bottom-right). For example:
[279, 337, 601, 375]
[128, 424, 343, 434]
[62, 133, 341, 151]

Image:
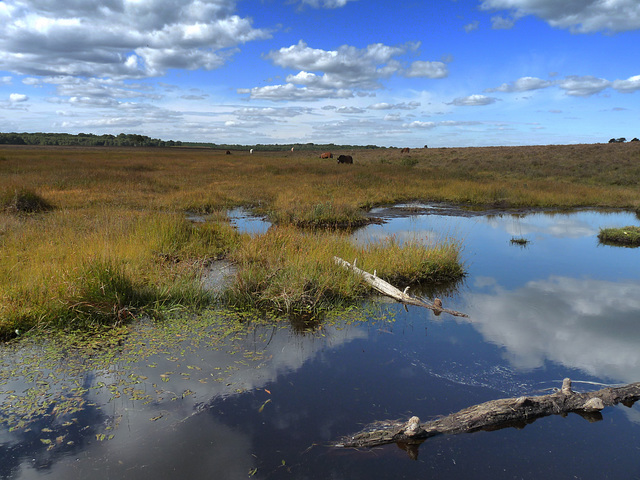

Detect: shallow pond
[2, 206, 640, 479]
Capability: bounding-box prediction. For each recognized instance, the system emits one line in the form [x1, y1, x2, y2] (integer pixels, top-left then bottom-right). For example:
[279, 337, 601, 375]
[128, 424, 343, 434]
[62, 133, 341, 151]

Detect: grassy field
[1, 142, 639, 340]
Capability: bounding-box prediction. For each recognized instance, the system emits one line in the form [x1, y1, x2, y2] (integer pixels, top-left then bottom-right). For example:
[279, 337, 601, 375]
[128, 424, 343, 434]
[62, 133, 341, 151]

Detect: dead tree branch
[334, 378, 640, 450]
[333, 256, 468, 318]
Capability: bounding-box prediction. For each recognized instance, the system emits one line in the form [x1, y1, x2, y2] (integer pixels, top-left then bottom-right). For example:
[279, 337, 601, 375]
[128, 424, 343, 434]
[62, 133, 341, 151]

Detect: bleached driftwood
[333, 256, 468, 318]
[333, 378, 640, 451]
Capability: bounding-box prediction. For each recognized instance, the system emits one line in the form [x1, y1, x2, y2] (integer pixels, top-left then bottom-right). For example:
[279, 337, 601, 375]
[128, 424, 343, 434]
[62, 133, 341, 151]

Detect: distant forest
[0, 132, 381, 150]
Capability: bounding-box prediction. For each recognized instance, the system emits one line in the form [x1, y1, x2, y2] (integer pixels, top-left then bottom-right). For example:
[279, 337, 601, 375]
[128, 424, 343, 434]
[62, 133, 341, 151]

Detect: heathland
[1, 142, 639, 340]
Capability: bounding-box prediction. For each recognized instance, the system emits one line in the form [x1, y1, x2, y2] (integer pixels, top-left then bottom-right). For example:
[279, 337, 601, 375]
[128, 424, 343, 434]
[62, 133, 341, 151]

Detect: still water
[2, 206, 640, 479]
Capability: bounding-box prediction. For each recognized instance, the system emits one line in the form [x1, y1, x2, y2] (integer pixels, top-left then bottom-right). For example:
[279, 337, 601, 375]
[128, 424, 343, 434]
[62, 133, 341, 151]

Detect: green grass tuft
[598, 226, 640, 247]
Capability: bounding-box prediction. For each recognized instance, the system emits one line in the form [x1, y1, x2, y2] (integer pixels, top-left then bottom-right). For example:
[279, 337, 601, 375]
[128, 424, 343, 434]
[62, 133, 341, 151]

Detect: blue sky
[0, 0, 639, 147]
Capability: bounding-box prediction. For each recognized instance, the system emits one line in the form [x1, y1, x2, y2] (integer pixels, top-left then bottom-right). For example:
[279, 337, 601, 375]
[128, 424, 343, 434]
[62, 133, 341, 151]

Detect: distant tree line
[609, 137, 640, 143]
[0, 132, 181, 147]
[0, 133, 382, 150]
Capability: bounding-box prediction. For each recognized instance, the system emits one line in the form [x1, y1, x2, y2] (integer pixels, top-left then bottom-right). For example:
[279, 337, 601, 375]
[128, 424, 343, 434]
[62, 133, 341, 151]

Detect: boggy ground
[1, 142, 639, 340]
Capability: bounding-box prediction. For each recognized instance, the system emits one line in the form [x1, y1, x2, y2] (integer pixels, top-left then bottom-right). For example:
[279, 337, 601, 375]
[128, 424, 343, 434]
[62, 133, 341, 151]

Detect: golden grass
[225, 226, 463, 313]
[1, 142, 638, 338]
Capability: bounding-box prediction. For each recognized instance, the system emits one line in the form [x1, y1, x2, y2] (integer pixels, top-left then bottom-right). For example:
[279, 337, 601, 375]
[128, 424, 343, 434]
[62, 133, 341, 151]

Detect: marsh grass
[1, 142, 639, 338]
[598, 226, 640, 247]
[0, 207, 241, 338]
[225, 226, 463, 313]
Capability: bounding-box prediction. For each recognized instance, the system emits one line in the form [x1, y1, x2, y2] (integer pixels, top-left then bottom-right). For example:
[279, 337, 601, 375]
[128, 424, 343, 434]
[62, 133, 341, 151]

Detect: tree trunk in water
[333, 379, 640, 453]
[333, 256, 468, 318]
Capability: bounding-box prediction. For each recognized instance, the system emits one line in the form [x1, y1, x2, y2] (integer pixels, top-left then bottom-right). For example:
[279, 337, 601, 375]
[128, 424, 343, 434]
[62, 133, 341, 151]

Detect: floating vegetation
[510, 236, 530, 246]
[0, 306, 395, 448]
[598, 226, 640, 247]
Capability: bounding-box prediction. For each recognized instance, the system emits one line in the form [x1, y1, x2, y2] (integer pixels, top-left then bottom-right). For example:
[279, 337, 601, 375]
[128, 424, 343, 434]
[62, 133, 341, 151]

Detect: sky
[0, 0, 639, 148]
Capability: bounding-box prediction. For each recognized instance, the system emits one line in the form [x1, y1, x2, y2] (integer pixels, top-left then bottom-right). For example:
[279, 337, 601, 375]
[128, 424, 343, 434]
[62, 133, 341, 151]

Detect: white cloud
[480, 0, 640, 33]
[486, 76, 552, 92]
[404, 61, 449, 79]
[613, 75, 640, 93]
[336, 106, 365, 114]
[9, 93, 28, 102]
[1, 76, 12, 85]
[405, 121, 436, 129]
[295, 0, 357, 7]
[490, 15, 516, 29]
[464, 20, 480, 32]
[369, 101, 421, 110]
[557, 75, 611, 96]
[450, 94, 499, 106]
[240, 40, 437, 101]
[0, 0, 271, 79]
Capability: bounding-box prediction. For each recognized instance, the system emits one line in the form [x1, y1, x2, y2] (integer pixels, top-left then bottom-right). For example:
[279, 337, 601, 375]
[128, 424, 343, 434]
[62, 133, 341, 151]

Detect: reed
[0, 207, 241, 338]
[225, 226, 463, 313]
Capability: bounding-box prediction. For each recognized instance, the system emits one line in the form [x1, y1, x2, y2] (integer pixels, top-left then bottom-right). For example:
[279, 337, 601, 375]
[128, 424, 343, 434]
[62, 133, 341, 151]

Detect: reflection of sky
[466, 275, 640, 383]
[227, 207, 270, 235]
[0, 322, 368, 479]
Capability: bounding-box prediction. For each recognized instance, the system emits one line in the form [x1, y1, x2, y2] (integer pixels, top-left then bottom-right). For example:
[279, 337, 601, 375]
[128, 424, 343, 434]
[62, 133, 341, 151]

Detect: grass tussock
[225, 226, 464, 313]
[268, 201, 369, 229]
[0, 208, 242, 339]
[598, 226, 640, 247]
[1, 187, 54, 214]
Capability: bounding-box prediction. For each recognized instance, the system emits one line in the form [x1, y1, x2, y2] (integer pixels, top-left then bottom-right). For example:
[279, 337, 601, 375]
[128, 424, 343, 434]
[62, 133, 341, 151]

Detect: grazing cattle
[291, 147, 294, 152]
[320, 152, 333, 159]
[226, 150, 231, 155]
[337, 154, 353, 164]
[250, 148, 253, 154]
[401, 147, 410, 154]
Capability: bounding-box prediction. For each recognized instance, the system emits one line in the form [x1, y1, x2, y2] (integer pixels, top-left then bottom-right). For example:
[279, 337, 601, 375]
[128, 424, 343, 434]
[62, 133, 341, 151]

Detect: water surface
[2, 206, 640, 479]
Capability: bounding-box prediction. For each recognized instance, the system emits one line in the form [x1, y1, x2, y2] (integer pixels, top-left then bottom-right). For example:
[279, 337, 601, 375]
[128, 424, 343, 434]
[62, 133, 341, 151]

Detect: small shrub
[401, 157, 419, 167]
[1, 188, 54, 214]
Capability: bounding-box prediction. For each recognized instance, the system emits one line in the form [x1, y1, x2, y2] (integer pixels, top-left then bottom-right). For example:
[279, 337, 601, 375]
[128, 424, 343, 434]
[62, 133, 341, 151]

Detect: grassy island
[2, 142, 640, 340]
[598, 226, 640, 247]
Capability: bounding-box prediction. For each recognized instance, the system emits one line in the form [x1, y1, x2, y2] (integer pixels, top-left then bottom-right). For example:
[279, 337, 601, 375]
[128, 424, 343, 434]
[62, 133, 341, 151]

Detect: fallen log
[333, 378, 640, 451]
[333, 256, 468, 318]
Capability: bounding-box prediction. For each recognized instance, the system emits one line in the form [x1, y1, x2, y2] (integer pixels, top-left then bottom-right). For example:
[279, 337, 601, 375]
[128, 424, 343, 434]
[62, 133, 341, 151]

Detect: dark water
[2, 206, 640, 479]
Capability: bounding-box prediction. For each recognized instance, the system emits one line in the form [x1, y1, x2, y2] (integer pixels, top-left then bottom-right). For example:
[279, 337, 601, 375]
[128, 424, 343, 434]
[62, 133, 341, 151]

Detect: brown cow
[337, 154, 353, 164]
[401, 147, 410, 154]
[320, 152, 333, 159]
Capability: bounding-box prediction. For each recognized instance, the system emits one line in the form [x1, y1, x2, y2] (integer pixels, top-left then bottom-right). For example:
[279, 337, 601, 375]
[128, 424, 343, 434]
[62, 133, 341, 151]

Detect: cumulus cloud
[369, 101, 421, 110]
[613, 75, 640, 93]
[9, 93, 28, 103]
[486, 76, 552, 93]
[480, 0, 640, 33]
[240, 40, 442, 101]
[0, 0, 271, 79]
[557, 75, 611, 96]
[336, 106, 365, 114]
[450, 94, 499, 106]
[404, 61, 449, 79]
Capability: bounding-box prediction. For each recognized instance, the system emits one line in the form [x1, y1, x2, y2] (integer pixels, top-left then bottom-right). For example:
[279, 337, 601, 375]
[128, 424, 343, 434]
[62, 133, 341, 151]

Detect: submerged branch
[333, 256, 468, 318]
[334, 378, 640, 450]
